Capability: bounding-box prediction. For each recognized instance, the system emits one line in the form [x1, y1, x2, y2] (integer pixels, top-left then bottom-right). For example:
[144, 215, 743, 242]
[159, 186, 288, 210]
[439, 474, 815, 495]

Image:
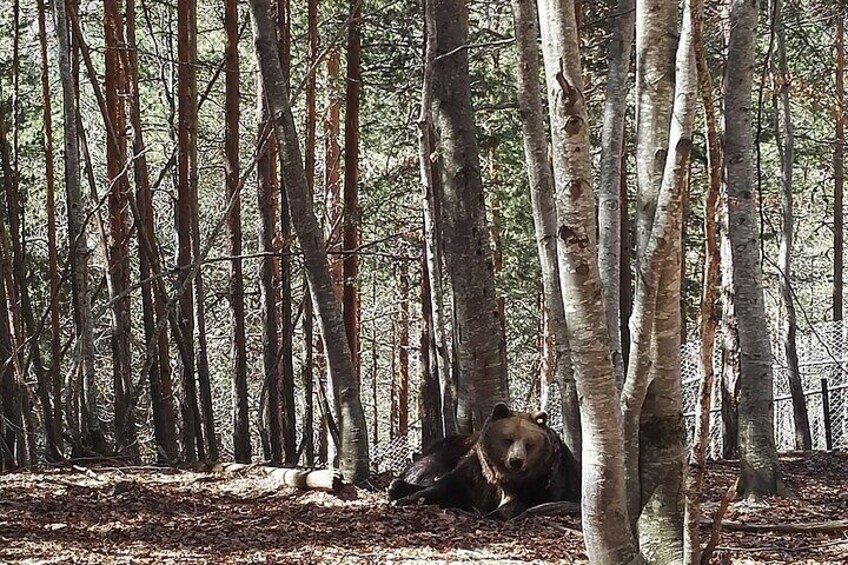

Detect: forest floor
[1, 452, 847, 564]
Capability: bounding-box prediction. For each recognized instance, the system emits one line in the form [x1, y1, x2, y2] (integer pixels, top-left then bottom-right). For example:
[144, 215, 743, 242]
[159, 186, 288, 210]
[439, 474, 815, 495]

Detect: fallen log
[210, 463, 344, 493]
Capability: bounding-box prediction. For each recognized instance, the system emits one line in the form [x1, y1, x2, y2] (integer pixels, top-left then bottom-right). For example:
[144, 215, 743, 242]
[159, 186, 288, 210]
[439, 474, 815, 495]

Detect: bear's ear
[533, 411, 549, 426]
[491, 402, 511, 420]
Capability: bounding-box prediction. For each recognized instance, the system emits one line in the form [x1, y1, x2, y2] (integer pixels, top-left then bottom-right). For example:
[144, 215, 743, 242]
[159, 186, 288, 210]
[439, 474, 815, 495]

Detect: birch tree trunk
[428, 0, 508, 429]
[724, 0, 787, 499]
[634, 0, 677, 259]
[537, 0, 639, 562]
[512, 0, 580, 460]
[773, 0, 811, 451]
[249, 0, 370, 481]
[598, 0, 635, 388]
[621, 2, 695, 559]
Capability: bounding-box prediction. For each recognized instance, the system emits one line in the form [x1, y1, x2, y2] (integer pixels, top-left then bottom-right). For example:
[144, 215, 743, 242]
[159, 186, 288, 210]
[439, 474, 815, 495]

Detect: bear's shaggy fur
[387, 434, 476, 500]
[389, 403, 580, 520]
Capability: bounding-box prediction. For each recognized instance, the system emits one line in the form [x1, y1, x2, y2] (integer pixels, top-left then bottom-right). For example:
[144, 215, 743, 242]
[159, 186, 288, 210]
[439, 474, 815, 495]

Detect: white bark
[537, 0, 639, 562]
[724, 0, 786, 499]
[623, 1, 697, 561]
[598, 0, 635, 388]
[512, 0, 580, 460]
[634, 0, 677, 259]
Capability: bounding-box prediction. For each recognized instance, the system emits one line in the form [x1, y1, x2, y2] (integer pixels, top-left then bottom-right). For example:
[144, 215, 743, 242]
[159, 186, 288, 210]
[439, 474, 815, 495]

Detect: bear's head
[477, 403, 556, 484]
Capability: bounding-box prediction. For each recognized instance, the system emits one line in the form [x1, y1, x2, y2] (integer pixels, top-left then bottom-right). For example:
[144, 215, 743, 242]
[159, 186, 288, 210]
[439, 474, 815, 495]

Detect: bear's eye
[502, 438, 513, 447]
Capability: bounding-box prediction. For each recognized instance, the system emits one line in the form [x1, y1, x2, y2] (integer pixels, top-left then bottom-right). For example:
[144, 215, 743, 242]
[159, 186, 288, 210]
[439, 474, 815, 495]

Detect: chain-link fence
[372, 321, 848, 473]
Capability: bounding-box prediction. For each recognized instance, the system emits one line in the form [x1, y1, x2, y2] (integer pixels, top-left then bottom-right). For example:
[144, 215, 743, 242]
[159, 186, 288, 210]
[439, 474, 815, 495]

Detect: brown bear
[389, 403, 580, 520]
[386, 434, 476, 500]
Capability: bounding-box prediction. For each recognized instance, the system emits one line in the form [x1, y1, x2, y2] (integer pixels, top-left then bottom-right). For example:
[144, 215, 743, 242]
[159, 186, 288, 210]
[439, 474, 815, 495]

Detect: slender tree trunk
[398, 262, 410, 436]
[2, 20, 54, 466]
[720, 255, 740, 459]
[37, 0, 64, 462]
[598, 0, 635, 388]
[420, 252, 444, 447]
[537, 0, 639, 562]
[428, 0, 507, 430]
[186, 0, 217, 462]
[125, 0, 179, 463]
[225, 0, 250, 464]
[511, 0, 580, 458]
[343, 0, 362, 386]
[257, 84, 284, 463]
[419, 10, 458, 436]
[487, 154, 507, 340]
[56, 0, 109, 457]
[724, 0, 786, 499]
[773, 0, 811, 451]
[104, 0, 139, 462]
[0, 276, 21, 468]
[0, 103, 28, 468]
[249, 0, 370, 481]
[277, 0, 297, 466]
[324, 47, 343, 464]
[836, 5, 844, 324]
[684, 0, 722, 559]
[620, 154, 633, 374]
[177, 0, 204, 462]
[302, 0, 319, 467]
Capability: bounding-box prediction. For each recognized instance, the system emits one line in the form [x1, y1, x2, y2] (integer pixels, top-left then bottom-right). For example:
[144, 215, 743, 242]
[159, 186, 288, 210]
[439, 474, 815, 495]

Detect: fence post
[821, 378, 833, 451]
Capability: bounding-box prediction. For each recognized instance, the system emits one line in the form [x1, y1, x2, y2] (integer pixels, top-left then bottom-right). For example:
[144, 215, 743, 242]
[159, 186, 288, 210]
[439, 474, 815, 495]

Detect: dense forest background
[0, 0, 844, 471]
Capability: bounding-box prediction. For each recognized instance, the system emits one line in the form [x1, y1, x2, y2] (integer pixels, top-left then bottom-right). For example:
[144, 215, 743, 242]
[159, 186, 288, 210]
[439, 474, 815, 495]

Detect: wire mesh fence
[371, 321, 848, 473]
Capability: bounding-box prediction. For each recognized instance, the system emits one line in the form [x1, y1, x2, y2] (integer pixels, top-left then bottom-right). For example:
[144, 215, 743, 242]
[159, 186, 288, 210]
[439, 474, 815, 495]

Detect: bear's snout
[508, 456, 524, 470]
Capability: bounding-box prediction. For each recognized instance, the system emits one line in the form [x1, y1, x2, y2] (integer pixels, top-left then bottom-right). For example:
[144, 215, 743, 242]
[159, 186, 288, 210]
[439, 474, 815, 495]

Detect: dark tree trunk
[37, 0, 64, 461]
[58, 0, 109, 457]
[257, 85, 284, 463]
[301, 0, 319, 468]
[226, 0, 251, 464]
[104, 0, 139, 462]
[428, 0, 508, 429]
[125, 0, 179, 463]
[276, 0, 297, 466]
[176, 0, 204, 462]
[343, 0, 363, 386]
[773, 0, 811, 451]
